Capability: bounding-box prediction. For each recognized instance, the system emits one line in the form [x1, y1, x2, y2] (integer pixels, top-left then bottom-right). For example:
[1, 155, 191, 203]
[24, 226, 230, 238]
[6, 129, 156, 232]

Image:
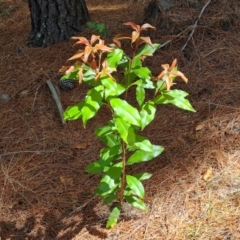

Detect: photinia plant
[59, 22, 195, 228]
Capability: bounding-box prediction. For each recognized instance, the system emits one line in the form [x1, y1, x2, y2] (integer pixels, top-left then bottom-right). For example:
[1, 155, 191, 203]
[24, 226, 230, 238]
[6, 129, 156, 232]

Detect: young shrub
[86, 21, 111, 36]
[59, 22, 195, 228]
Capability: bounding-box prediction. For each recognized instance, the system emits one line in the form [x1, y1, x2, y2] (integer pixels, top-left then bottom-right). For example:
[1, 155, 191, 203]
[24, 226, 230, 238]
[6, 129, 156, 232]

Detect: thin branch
[181, 0, 211, 51]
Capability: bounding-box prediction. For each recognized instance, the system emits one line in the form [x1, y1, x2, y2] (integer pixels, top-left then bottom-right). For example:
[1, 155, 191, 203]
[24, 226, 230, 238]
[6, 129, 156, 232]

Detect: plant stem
[124, 59, 132, 100]
[119, 141, 126, 206]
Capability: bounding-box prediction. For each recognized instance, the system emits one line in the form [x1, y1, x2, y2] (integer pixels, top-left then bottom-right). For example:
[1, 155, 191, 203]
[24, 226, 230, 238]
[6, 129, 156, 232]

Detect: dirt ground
[0, 0, 240, 239]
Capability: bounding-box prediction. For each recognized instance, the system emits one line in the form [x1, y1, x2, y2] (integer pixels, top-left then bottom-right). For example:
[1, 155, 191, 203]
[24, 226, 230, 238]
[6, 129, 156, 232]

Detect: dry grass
[0, 0, 240, 239]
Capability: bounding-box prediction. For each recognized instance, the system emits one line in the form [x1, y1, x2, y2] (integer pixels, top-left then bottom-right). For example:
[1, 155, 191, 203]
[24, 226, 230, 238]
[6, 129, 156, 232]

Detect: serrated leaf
[140, 101, 156, 130]
[115, 117, 135, 145]
[110, 98, 141, 127]
[136, 84, 145, 106]
[133, 67, 151, 80]
[63, 102, 84, 120]
[125, 195, 147, 211]
[134, 135, 153, 152]
[106, 204, 121, 229]
[127, 144, 164, 165]
[154, 90, 195, 112]
[126, 175, 145, 198]
[133, 172, 152, 181]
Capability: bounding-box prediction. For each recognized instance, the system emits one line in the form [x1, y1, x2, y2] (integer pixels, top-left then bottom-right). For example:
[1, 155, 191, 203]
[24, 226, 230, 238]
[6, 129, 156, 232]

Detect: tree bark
[27, 0, 89, 47]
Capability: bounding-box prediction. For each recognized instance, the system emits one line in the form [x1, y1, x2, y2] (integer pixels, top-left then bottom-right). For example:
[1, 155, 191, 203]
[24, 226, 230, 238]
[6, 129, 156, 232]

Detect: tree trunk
[27, 0, 89, 47]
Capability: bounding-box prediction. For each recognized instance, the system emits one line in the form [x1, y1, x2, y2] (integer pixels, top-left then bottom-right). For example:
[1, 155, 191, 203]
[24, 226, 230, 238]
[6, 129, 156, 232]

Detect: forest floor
[0, 0, 240, 239]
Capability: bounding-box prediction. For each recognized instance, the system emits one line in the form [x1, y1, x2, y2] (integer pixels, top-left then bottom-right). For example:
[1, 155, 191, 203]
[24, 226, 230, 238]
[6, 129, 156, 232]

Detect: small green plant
[86, 21, 111, 36]
[0, 0, 13, 17]
[60, 22, 195, 228]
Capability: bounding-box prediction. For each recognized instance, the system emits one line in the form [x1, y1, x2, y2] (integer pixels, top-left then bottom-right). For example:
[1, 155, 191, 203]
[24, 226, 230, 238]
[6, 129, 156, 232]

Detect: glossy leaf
[110, 98, 141, 127]
[125, 195, 147, 211]
[127, 145, 164, 165]
[106, 204, 121, 229]
[131, 56, 142, 69]
[101, 78, 126, 99]
[104, 192, 117, 205]
[95, 163, 122, 197]
[133, 67, 151, 80]
[126, 175, 145, 198]
[107, 48, 123, 68]
[154, 89, 195, 112]
[87, 145, 122, 174]
[134, 135, 153, 152]
[95, 122, 120, 147]
[81, 86, 104, 126]
[86, 145, 122, 174]
[136, 84, 145, 106]
[140, 101, 156, 130]
[115, 117, 135, 145]
[63, 102, 84, 120]
[133, 172, 152, 181]
[82, 68, 98, 86]
[86, 162, 104, 174]
[135, 43, 160, 59]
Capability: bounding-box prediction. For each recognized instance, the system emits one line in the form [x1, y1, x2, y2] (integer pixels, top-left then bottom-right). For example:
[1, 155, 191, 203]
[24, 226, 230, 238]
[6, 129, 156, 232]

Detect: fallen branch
[46, 80, 66, 125]
[181, 0, 211, 51]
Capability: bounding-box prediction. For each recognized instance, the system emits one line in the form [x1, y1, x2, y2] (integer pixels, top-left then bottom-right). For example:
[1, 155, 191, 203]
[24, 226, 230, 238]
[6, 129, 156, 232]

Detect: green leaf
[107, 48, 123, 68]
[103, 192, 117, 205]
[136, 84, 145, 106]
[99, 145, 122, 164]
[83, 68, 98, 86]
[134, 135, 153, 152]
[86, 21, 96, 29]
[95, 163, 122, 197]
[131, 56, 142, 69]
[97, 23, 105, 32]
[110, 98, 141, 127]
[133, 67, 151, 80]
[63, 102, 84, 120]
[81, 85, 104, 126]
[86, 162, 103, 174]
[133, 172, 152, 181]
[135, 43, 160, 59]
[115, 117, 135, 145]
[154, 90, 196, 112]
[101, 78, 126, 99]
[60, 63, 81, 80]
[106, 204, 121, 229]
[127, 144, 164, 165]
[124, 195, 147, 211]
[140, 101, 156, 130]
[126, 175, 145, 198]
[86, 145, 122, 174]
[95, 122, 120, 147]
